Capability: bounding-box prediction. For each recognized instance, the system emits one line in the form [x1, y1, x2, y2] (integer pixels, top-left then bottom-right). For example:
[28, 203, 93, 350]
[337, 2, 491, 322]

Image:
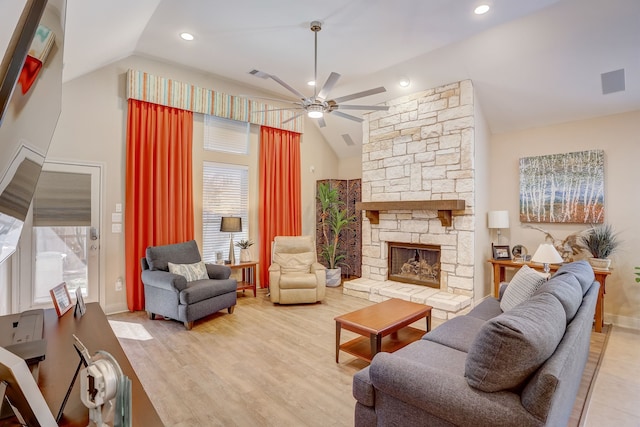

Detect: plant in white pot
[317, 182, 355, 287]
[235, 239, 254, 263]
[580, 224, 620, 270]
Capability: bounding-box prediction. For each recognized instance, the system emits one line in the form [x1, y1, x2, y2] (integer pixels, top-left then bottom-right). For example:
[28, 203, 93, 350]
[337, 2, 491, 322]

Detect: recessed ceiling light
[307, 80, 316, 86]
[180, 32, 194, 41]
[474, 5, 490, 15]
[399, 77, 411, 87]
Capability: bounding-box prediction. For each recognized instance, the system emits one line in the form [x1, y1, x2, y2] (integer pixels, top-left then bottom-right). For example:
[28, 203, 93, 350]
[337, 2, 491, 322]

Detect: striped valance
[126, 69, 303, 133]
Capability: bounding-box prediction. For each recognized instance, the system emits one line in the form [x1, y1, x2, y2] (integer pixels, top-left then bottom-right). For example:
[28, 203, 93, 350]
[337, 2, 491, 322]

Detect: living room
[1, 0, 639, 425]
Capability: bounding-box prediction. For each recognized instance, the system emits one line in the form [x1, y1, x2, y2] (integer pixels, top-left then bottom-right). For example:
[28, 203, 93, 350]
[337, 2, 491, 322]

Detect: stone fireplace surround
[343, 80, 475, 320]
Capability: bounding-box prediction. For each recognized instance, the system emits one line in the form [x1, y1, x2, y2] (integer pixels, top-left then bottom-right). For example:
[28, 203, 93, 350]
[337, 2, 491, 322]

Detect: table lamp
[220, 217, 242, 264]
[531, 243, 563, 274]
[488, 210, 509, 244]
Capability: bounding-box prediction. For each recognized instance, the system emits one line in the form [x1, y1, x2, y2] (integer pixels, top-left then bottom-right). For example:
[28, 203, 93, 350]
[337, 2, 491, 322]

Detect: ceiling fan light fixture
[474, 5, 490, 15]
[307, 80, 316, 86]
[180, 32, 194, 41]
[399, 76, 411, 87]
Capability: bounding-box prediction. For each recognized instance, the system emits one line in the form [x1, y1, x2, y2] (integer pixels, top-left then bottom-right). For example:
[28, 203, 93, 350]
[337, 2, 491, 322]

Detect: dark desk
[38, 303, 162, 426]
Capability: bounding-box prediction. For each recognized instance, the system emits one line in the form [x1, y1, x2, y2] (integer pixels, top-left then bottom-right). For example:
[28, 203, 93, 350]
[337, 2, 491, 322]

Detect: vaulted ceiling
[59, 0, 640, 157]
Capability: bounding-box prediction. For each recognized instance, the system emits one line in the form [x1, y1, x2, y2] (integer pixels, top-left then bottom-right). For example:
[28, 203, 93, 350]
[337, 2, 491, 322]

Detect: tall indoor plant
[317, 182, 355, 286]
[580, 223, 620, 270]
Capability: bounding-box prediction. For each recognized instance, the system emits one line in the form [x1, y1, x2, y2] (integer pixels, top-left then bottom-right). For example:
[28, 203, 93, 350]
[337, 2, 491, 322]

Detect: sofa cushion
[465, 292, 566, 392]
[422, 316, 487, 353]
[535, 273, 583, 323]
[168, 261, 209, 282]
[146, 240, 201, 271]
[551, 260, 595, 295]
[273, 251, 315, 274]
[500, 265, 547, 312]
[179, 278, 237, 305]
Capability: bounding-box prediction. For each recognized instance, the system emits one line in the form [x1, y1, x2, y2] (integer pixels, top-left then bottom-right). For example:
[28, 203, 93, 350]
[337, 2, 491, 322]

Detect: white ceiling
[60, 0, 639, 157]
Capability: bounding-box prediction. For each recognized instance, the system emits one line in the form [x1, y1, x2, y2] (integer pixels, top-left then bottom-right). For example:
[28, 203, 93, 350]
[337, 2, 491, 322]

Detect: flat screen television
[0, 0, 64, 264]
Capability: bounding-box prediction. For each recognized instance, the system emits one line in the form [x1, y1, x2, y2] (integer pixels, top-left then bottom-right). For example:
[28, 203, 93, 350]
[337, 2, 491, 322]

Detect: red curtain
[125, 99, 194, 311]
[258, 126, 302, 287]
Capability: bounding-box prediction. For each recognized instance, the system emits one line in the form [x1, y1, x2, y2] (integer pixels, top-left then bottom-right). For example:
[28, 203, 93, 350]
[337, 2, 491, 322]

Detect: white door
[17, 162, 101, 310]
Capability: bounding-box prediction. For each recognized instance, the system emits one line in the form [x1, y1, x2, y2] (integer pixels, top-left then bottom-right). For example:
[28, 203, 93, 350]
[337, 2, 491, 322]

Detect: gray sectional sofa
[353, 260, 599, 427]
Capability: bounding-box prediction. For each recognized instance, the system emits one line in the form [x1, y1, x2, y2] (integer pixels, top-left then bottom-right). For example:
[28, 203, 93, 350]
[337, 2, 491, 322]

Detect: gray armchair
[141, 240, 237, 330]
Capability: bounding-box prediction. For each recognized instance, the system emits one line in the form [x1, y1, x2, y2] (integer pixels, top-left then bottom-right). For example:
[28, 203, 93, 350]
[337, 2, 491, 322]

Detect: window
[204, 115, 249, 154]
[202, 162, 248, 263]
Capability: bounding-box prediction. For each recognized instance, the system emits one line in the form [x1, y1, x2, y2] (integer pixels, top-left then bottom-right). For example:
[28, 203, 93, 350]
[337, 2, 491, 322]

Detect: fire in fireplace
[387, 242, 441, 288]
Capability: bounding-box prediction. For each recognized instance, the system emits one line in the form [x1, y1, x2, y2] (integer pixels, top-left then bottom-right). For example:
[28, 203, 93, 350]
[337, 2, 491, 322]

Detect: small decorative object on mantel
[235, 239, 254, 263]
[580, 223, 620, 270]
[50, 282, 73, 317]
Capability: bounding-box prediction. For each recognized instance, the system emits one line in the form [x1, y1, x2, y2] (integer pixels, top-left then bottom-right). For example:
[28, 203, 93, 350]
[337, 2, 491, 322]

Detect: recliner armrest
[268, 263, 281, 272]
[310, 262, 325, 273]
[206, 263, 231, 279]
[141, 270, 187, 292]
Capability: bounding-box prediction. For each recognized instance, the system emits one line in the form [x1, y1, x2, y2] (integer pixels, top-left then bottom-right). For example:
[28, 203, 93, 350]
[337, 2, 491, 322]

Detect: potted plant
[235, 239, 254, 263]
[580, 224, 620, 270]
[317, 182, 355, 287]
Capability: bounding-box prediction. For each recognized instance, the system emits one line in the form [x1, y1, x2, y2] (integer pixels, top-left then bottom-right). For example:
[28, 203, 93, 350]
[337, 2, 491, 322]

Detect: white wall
[46, 55, 337, 313]
[491, 110, 640, 328]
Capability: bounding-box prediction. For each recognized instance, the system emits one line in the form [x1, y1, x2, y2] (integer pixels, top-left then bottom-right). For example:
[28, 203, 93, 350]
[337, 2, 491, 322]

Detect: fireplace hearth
[388, 242, 441, 288]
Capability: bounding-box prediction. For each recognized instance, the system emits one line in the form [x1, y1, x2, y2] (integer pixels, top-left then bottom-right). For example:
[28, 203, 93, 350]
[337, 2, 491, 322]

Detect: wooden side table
[488, 259, 610, 333]
[229, 261, 258, 297]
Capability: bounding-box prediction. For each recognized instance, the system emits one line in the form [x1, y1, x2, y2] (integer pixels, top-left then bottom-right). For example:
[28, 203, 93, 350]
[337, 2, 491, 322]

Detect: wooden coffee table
[334, 298, 432, 363]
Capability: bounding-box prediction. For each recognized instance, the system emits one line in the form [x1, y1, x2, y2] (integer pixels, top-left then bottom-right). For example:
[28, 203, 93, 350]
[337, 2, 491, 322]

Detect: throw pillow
[500, 265, 547, 312]
[168, 261, 209, 282]
[465, 292, 566, 392]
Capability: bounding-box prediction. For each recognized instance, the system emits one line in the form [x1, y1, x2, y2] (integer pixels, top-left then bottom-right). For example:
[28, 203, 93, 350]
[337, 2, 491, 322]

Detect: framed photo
[49, 282, 72, 317]
[492, 245, 511, 260]
[74, 287, 86, 317]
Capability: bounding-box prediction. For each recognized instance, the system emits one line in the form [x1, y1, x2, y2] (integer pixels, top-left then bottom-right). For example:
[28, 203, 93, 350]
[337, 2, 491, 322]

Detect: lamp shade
[531, 243, 563, 265]
[220, 216, 242, 232]
[488, 211, 509, 229]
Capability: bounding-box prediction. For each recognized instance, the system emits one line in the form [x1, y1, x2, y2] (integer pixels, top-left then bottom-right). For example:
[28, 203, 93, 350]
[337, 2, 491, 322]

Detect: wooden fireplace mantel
[355, 200, 466, 227]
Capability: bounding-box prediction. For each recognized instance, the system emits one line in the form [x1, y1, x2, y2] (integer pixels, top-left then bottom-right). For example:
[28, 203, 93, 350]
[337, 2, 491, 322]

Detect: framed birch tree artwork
[519, 150, 604, 223]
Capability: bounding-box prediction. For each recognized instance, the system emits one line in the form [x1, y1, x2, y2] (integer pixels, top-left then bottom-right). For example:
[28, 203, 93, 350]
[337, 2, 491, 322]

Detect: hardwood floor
[108, 287, 605, 426]
[109, 288, 376, 426]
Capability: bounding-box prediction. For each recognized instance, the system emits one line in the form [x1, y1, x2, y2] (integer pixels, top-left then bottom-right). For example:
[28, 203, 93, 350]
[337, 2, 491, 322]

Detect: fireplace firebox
[387, 242, 441, 288]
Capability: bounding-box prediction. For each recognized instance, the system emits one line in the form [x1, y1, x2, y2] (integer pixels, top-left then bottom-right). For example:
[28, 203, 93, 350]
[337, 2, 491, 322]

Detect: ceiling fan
[249, 20, 390, 127]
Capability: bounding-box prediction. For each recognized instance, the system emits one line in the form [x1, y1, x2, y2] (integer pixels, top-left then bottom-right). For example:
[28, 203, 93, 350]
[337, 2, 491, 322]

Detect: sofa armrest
[369, 352, 540, 427]
[206, 263, 231, 279]
[141, 270, 187, 292]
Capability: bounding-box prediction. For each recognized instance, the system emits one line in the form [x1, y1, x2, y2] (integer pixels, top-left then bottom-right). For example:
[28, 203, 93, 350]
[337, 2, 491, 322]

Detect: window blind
[33, 171, 91, 226]
[204, 115, 249, 154]
[202, 162, 248, 262]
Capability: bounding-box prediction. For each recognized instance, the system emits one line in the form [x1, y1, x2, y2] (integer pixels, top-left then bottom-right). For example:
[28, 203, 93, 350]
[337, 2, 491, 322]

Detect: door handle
[90, 227, 99, 240]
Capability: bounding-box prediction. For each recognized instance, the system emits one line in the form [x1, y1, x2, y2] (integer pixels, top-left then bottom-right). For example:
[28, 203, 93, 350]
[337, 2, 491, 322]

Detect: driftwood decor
[519, 150, 604, 223]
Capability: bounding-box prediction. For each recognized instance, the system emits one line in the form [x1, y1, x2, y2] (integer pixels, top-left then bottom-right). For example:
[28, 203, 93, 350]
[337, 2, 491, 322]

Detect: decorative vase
[588, 257, 611, 270]
[240, 248, 251, 263]
[326, 267, 342, 287]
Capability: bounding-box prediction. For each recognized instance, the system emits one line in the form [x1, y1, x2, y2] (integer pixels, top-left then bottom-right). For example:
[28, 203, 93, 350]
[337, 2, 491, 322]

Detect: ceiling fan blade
[282, 112, 305, 124]
[317, 72, 341, 100]
[317, 116, 327, 128]
[332, 86, 386, 104]
[331, 110, 364, 123]
[252, 107, 304, 113]
[342, 134, 356, 146]
[268, 75, 307, 100]
[241, 94, 301, 105]
[337, 105, 389, 111]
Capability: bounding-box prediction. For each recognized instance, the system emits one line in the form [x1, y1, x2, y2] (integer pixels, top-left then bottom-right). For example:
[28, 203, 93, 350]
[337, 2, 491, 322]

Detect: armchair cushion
[273, 251, 316, 274]
[179, 278, 238, 305]
[168, 261, 208, 282]
[280, 273, 318, 289]
[146, 240, 201, 271]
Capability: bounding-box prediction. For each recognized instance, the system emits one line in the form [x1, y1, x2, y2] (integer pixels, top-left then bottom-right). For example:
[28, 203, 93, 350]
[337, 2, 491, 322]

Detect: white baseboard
[605, 313, 640, 330]
[104, 302, 129, 316]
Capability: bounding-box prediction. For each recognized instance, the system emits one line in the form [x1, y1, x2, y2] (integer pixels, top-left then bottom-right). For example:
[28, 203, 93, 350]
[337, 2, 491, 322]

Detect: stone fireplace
[344, 80, 477, 320]
[388, 242, 440, 288]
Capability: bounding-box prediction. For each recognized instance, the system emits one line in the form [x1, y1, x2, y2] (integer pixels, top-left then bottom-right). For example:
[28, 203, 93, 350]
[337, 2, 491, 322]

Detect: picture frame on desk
[74, 287, 86, 317]
[49, 282, 72, 317]
[492, 244, 511, 260]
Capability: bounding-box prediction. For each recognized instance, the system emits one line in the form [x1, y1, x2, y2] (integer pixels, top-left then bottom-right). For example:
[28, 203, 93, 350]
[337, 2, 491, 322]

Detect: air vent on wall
[601, 69, 625, 95]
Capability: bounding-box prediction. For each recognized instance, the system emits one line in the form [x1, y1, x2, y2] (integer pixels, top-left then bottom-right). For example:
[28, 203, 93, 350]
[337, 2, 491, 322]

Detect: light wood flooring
[108, 287, 609, 426]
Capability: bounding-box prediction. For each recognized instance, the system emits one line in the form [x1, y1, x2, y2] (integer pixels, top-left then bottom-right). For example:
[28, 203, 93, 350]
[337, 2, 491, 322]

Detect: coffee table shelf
[339, 326, 425, 362]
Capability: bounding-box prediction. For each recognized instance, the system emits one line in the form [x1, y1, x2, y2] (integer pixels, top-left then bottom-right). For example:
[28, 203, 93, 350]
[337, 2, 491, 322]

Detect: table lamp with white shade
[488, 210, 509, 244]
[531, 243, 564, 274]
